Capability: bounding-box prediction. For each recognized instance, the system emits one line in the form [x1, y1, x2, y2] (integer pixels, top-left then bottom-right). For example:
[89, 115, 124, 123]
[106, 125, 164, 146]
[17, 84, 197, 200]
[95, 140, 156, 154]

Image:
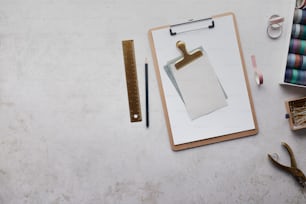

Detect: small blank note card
[165, 46, 227, 120]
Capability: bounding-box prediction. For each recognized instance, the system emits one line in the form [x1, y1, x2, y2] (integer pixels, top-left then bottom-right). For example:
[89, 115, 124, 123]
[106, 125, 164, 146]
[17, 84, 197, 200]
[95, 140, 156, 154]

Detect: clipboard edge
[148, 25, 177, 148]
[171, 128, 258, 151]
[224, 12, 259, 134]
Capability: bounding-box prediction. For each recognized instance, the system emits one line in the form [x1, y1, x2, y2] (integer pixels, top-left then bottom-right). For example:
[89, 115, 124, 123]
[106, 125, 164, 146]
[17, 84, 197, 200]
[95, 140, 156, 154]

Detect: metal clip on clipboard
[169, 17, 215, 36]
[175, 41, 203, 69]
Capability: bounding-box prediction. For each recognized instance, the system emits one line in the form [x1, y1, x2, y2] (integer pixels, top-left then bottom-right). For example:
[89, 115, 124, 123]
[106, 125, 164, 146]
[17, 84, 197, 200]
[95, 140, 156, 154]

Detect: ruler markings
[122, 40, 142, 122]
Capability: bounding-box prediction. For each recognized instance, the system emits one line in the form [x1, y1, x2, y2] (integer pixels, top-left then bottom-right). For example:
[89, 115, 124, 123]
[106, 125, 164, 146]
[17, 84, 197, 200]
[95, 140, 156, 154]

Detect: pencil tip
[145, 58, 148, 63]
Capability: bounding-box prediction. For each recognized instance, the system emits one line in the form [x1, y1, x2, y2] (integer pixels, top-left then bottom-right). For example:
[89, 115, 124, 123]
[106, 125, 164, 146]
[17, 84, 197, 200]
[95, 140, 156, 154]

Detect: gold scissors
[268, 142, 306, 188]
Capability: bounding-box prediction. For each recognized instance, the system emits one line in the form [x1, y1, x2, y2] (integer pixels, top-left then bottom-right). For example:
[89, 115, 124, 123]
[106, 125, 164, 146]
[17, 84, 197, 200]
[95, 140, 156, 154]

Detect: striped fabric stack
[285, 8, 306, 85]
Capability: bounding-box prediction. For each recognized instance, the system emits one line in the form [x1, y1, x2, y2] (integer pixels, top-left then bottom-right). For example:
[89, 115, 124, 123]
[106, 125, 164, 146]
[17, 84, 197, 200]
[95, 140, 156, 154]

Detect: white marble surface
[0, 0, 306, 203]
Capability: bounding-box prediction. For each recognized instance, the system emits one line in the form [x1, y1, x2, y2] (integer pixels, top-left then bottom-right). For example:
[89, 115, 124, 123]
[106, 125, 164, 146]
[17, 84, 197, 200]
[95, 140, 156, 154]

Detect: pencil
[145, 58, 149, 128]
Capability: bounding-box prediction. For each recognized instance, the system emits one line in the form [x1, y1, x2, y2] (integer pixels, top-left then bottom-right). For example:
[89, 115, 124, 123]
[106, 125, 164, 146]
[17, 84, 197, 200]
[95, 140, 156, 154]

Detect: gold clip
[175, 41, 203, 70]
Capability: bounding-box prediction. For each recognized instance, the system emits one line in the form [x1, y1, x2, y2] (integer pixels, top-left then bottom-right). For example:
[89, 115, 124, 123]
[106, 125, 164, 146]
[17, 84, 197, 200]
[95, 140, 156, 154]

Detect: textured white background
[0, 0, 306, 203]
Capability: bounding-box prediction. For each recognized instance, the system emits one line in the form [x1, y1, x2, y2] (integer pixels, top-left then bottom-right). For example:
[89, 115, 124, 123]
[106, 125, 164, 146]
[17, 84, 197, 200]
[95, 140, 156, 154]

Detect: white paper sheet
[165, 50, 227, 119]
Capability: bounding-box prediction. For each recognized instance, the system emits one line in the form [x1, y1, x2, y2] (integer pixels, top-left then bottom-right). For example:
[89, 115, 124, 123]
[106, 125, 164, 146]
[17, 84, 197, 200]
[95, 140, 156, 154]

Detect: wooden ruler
[122, 40, 142, 122]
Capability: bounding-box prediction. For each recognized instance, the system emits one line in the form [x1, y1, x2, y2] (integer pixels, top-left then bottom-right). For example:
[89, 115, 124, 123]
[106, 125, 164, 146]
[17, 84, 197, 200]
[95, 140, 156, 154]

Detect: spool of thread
[285, 68, 306, 85]
[251, 55, 263, 85]
[292, 24, 306, 40]
[287, 53, 306, 69]
[289, 39, 306, 55]
[267, 15, 284, 39]
[296, 0, 306, 9]
[293, 9, 306, 25]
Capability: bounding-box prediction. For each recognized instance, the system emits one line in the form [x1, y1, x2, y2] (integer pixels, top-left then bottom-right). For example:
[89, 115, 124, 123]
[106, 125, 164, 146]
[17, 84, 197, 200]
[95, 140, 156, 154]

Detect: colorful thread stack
[293, 8, 306, 24]
[292, 24, 306, 39]
[285, 8, 306, 85]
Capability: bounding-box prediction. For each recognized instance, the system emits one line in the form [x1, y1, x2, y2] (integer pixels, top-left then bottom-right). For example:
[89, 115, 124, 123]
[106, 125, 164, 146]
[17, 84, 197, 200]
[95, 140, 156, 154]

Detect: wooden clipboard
[148, 12, 258, 151]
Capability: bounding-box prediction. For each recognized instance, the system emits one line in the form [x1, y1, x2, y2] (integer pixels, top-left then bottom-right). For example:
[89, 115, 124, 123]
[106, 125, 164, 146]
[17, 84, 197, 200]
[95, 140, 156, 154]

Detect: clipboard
[148, 12, 258, 151]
